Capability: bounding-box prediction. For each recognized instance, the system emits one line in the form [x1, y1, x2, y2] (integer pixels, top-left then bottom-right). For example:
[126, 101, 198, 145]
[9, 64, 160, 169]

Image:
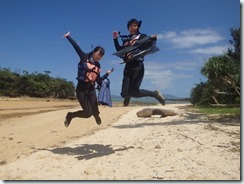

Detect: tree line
[0, 69, 75, 99]
[190, 27, 240, 106]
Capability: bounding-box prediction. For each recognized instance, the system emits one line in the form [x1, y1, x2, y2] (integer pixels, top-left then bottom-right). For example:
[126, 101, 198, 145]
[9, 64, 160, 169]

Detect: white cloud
[190, 45, 229, 55]
[162, 61, 200, 71]
[157, 28, 224, 48]
[157, 31, 177, 39]
[143, 61, 194, 90]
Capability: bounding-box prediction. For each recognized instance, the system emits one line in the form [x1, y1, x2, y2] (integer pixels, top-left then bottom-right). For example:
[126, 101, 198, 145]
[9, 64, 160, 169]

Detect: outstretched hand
[63, 31, 70, 38]
[151, 34, 157, 39]
[107, 67, 114, 74]
[113, 31, 119, 39]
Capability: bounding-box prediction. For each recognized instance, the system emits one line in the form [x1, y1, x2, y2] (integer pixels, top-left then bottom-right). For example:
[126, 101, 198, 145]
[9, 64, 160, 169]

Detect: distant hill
[164, 94, 181, 100]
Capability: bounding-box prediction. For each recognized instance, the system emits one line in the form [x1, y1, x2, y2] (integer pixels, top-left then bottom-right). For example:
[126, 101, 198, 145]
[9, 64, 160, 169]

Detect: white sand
[0, 103, 240, 180]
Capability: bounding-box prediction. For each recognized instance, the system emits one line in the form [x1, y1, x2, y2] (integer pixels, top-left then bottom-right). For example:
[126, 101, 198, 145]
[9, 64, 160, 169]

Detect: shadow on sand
[113, 112, 240, 129]
[40, 144, 134, 160]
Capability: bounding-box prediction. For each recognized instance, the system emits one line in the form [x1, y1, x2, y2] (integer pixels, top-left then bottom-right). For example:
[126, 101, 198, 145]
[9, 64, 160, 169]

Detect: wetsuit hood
[127, 18, 142, 29]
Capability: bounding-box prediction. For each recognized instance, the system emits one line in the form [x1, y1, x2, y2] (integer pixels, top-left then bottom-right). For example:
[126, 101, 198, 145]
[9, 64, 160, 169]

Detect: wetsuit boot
[137, 89, 165, 105]
[123, 97, 131, 106]
[64, 112, 73, 127]
[154, 90, 166, 106]
[94, 115, 102, 125]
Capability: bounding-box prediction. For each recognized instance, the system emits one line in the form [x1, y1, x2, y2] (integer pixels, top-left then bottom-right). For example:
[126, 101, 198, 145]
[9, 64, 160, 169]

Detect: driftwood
[136, 108, 176, 118]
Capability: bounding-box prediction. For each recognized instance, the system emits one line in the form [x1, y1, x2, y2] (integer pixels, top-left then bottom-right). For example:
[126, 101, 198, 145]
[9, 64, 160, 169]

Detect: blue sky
[0, 0, 240, 98]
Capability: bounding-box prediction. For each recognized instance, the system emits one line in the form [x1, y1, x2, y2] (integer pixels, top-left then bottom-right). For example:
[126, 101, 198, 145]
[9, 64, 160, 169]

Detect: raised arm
[64, 31, 87, 61]
[113, 31, 123, 51]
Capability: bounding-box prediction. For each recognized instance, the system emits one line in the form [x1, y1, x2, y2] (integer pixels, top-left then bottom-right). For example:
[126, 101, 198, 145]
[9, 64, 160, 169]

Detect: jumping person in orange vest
[63, 31, 113, 127]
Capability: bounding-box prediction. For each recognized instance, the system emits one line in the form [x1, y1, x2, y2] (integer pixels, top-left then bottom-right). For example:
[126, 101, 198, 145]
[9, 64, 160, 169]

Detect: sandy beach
[0, 97, 240, 180]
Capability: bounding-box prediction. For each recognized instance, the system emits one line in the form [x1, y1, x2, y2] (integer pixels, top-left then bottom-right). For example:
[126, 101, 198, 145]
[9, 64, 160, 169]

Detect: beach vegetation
[192, 106, 240, 116]
[0, 68, 75, 99]
[190, 27, 240, 107]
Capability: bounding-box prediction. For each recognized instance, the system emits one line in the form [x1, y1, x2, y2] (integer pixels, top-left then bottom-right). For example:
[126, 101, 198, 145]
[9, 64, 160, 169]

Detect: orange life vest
[85, 61, 101, 83]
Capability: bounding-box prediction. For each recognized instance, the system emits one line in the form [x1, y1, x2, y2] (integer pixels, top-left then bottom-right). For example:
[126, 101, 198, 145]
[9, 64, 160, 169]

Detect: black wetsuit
[66, 35, 108, 119]
[113, 33, 156, 99]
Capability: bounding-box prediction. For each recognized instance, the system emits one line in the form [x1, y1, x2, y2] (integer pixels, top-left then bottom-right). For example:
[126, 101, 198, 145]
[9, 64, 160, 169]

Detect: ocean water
[111, 97, 190, 105]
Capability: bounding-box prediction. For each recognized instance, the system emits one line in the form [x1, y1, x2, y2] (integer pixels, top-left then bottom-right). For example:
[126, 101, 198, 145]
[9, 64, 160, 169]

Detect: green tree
[228, 28, 240, 62]
[190, 27, 240, 106]
[0, 68, 20, 97]
[201, 55, 240, 95]
[0, 68, 75, 99]
[51, 77, 75, 98]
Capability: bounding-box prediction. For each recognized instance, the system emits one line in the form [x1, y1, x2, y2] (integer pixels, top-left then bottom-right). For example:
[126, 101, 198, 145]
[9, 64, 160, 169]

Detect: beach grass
[193, 106, 240, 116]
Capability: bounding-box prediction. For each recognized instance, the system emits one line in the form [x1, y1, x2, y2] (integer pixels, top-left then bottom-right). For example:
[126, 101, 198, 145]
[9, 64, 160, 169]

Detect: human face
[128, 22, 139, 35]
[92, 51, 103, 62]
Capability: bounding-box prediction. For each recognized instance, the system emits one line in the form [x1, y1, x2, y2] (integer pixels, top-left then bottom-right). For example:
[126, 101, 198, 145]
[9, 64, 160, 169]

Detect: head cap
[127, 18, 142, 29]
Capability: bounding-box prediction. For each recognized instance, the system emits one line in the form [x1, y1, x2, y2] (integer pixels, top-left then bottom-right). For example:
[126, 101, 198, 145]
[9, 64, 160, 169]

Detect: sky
[0, 0, 241, 98]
